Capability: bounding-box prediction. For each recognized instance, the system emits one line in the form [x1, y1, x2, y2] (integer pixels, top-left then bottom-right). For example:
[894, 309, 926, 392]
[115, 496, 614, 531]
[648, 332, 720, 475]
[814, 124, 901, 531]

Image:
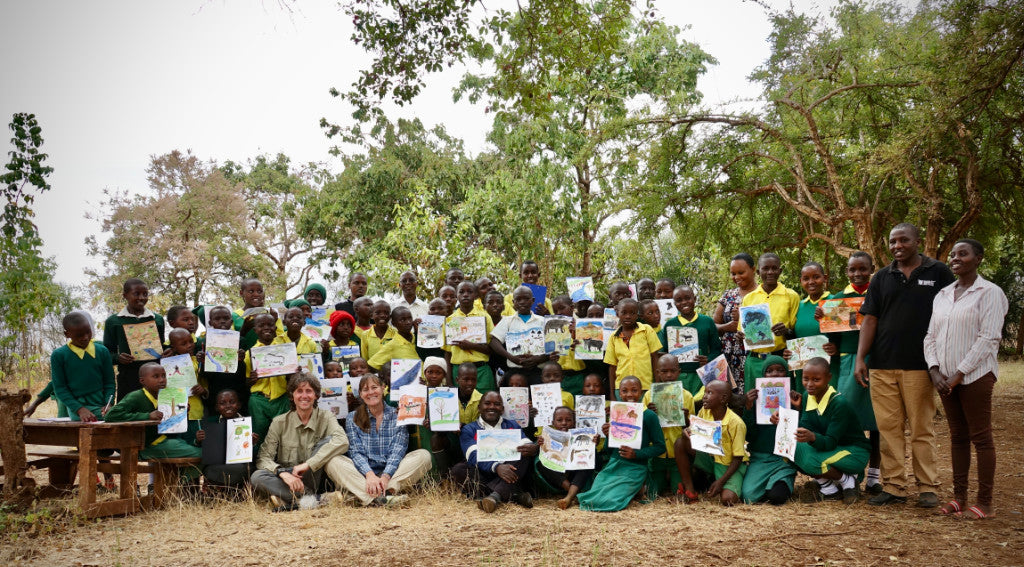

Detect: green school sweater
[798, 389, 870, 453]
[50, 343, 116, 416]
[103, 313, 166, 388]
[105, 389, 161, 446]
[658, 314, 722, 372]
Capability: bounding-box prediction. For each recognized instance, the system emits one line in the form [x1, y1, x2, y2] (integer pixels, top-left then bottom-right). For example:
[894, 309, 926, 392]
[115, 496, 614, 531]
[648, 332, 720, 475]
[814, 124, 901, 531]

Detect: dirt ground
[3, 363, 1023, 567]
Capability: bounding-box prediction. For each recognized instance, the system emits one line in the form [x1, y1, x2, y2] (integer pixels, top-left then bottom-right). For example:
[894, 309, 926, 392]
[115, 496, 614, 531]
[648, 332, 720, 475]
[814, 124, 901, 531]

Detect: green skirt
[741, 451, 796, 503]
[474, 364, 496, 394]
[834, 354, 876, 431]
[794, 442, 869, 477]
[578, 457, 651, 512]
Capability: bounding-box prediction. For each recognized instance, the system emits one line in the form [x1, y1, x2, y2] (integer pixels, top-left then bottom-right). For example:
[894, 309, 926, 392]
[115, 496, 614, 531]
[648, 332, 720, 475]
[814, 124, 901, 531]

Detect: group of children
[29, 255, 881, 510]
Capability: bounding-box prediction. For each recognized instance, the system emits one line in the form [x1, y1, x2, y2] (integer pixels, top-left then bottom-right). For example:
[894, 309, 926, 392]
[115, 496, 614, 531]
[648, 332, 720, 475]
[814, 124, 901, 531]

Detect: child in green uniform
[166, 328, 209, 422]
[741, 355, 797, 505]
[410, 357, 463, 478]
[444, 281, 494, 392]
[642, 355, 695, 498]
[103, 278, 166, 401]
[658, 285, 722, 398]
[166, 305, 199, 343]
[577, 376, 665, 512]
[536, 406, 595, 509]
[51, 312, 116, 422]
[677, 380, 748, 506]
[105, 362, 203, 478]
[234, 278, 282, 351]
[779, 357, 869, 505]
[786, 261, 833, 398]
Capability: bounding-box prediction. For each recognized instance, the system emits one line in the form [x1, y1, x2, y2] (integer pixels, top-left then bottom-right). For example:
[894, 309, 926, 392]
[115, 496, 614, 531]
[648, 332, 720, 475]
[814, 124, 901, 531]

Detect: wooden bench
[26, 448, 202, 510]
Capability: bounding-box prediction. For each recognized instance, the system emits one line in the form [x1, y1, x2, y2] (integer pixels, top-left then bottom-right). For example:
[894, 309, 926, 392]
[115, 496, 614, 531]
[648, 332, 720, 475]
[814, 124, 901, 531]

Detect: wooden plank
[76, 428, 98, 512]
[82, 498, 142, 519]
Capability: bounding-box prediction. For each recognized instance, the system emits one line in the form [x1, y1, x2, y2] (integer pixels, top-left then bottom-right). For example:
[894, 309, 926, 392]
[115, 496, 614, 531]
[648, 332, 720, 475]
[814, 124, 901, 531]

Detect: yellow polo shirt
[443, 306, 493, 364]
[367, 331, 419, 371]
[739, 283, 799, 352]
[603, 323, 663, 390]
[697, 407, 749, 467]
[245, 333, 320, 400]
[459, 389, 483, 425]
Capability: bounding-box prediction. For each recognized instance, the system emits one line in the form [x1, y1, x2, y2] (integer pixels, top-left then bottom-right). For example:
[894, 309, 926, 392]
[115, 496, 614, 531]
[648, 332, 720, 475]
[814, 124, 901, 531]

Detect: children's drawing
[608, 401, 644, 449]
[505, 319, 545, 357]
[161, 353, 198, 391]
[308, 306, 330, 327]
[689, 416, 725, 457]
[396, 384, 428, 426]
[575, 395, 606, 437]
[656, 299, 678, 328]
[774, 406, 799, 460]
[573, 319, 604, 360]
[124, 321, 163, 361]
[666, 326, 699, 363]
[602, 308, 619, 348]
[740, 303, 775, 350]
[786, 335, 830, 370]
[500, 387, 531, 428]
[318, 378, 349, 418]
[539, 428, 571, 473]
[389, 359, 422, 401]
[566, 277, 596, 303]
[651, 381, 688, 428]
[530, 383, 562, 428]
[416, 314, 445, 348]
[330, 345, 361, 377]
[428, 387, 460, 432]
[156, 387, 189, 434]
[204, 328, 239, 373]
[522, 283, 547, 313]
[241, 306, 270, 318]
[698, 354, 732, 387]
[225, 416, 253, 464]
[445, 316, 487, 345]
[299, 353, 325, 381]
[567, 427, 597, 470]
[756, 377, 791, 425]
[476, 429, 525, 462]
[301, 324, 331, 342]
[817, 296, 865, 333]
[543, 316, 573, 355]
[250, 343, 299, 378]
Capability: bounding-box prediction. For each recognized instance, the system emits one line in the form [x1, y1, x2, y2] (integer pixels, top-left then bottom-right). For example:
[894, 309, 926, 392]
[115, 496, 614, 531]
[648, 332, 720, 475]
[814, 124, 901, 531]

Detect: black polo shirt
[333, 299, 356, 318]
[860, 254, 954, 370]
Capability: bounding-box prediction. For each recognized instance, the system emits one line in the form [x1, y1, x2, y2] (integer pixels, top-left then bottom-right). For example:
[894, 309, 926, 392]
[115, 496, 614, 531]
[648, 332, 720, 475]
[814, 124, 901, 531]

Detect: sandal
[963, 505, 994, 520]
[938, 501, 962, 516]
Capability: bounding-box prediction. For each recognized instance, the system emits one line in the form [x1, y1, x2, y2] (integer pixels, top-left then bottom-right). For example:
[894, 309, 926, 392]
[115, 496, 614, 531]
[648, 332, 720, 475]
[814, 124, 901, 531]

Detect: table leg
[119, 445, 139, 502]
[77, 428, 98, 513]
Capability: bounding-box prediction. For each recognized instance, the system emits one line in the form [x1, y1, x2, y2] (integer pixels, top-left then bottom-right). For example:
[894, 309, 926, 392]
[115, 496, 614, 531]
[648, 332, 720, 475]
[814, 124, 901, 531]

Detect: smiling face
[949, 242, 982, 278]
[512, 287, 534, 315]
[124, 283, 149, 315]
[617, 377, 642, 402]
[399, 271, 418, 296]
[479, 392, 504, 425]
[215, 390, 241, 419]
[673, 287, 696, 318]
[701, 380, 728, 411]
[520, 262, 540, 284]
[293, 381, 319, 412]
[457, 366, 477, 397]
[64, 323, 93, 350]
[348, 274, 368, 299]
[801, 363, 831, 399]
[757, 256, 781, 287]
[552, 407, 575, 431]
[208, 307, 234, 330]
[729, 259, 756, 290]
[475, 277, 494, 299]
[305, 288, 324, 306]
[348, 358, 369, 377]
[371, 302, 392, 328]
[240, 280, 265, 308]
[799, 265, 827, 299]
[358, 376, 384, 409]
[846, 256, 873, 287]
[283, 307, 305, 334]
[888, 227, 920, 264]
[324, 362, 344, 378]
[254, 313, 278, 344]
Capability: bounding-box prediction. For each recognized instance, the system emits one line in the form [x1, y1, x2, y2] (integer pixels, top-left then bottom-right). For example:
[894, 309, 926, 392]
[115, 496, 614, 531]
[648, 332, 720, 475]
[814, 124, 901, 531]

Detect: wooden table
[23, 419, 157, 518]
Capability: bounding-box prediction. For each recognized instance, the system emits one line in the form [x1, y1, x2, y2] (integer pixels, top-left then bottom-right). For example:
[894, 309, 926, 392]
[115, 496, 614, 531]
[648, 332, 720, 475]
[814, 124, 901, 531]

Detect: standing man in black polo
[334, 272, 368, 318]
[855, 223, 954, 507]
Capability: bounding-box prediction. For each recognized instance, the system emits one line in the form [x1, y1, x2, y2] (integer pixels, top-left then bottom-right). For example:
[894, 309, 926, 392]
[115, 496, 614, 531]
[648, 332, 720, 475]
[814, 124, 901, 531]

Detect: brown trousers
[941, 373, 996, 507]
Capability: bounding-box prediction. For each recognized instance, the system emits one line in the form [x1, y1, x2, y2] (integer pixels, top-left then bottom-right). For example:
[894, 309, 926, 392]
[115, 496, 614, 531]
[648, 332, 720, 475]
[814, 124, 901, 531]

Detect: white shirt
[490, 313, 544, 367]
[923, 276, 1008, 385]
[391, 296, 429, 321]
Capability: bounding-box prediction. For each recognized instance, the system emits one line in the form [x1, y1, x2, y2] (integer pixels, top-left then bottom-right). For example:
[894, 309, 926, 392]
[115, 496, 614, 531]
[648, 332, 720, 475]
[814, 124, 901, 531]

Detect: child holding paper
[741, 355, 797, 505]
[244, 313, 292, 445]
[675, 381, 747, 506]
[196, 305, 248, 415]
[642, 355, 695, 498]
[367, 306, 419, 371]
[103, 278, 166, 401]
[577, 376, 665, 512]
[658, 285, 721, 398]
[536, 406, 595, 510]
[444, 281, 494, 392]
[196, 389, 256, 490]
[489, 286, 549, 384]
[233, 278, 282, 350]
[324, 310, 361, 361]
[360, 301, 394, 362]
[166, 328, 209, 423]
[604, 298, 662, 396]
[551, 295, 587, 396]
[410, 357, 463, 477]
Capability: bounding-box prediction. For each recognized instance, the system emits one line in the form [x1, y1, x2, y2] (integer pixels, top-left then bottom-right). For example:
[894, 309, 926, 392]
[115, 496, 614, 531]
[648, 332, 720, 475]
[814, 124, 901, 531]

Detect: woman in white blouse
[923, 238, 1008, 520]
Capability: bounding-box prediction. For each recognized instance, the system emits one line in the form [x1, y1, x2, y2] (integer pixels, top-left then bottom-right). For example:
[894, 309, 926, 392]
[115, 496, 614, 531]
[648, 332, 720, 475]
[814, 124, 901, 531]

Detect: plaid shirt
[344, 404, 408, 477]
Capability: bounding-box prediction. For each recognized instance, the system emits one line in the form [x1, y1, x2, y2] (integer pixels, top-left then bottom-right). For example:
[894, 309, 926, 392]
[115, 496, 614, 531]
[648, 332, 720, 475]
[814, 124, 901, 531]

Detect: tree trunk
[1016, 310, 1024, 356]
[0, 389, 35, 511]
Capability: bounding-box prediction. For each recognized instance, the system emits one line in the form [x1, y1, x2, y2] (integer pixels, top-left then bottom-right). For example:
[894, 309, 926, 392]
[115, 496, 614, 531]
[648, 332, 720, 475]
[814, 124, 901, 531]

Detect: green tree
[0, 113, 64, 373]
[86, 151, 273, 308]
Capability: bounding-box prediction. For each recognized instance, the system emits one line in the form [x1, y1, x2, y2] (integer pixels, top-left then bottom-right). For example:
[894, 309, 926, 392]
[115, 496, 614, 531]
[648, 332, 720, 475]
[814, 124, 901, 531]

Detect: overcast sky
[0, 0, 844, 295]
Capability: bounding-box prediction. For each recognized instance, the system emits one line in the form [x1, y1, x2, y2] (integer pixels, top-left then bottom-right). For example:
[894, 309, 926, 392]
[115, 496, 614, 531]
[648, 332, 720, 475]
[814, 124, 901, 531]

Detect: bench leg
[151, 463, 180, 509]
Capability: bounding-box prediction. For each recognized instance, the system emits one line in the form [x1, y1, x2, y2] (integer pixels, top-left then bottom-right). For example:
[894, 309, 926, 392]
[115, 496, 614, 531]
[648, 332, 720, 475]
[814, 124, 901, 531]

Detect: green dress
[577, 409, 665, 512]
[658, 314, 722, 397]
[740, 409, 796, 503]
[793, 387, 870, 477]
[790, 295, 830, 398]
[824, 288, 876, 431]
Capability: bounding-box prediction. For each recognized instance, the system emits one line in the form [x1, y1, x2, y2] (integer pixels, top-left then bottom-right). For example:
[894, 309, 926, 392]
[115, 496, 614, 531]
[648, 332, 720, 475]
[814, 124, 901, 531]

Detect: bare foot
[556, 497, 570, 510]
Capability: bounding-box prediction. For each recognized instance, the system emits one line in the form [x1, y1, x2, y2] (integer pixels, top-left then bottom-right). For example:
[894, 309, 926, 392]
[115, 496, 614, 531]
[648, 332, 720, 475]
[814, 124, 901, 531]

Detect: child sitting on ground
[675, 380, 747, 506]
[195, 389, 257, 491]
[537, 406, 596, 510]
[741, 355, 797, 505]
[641, 355, 695, 498]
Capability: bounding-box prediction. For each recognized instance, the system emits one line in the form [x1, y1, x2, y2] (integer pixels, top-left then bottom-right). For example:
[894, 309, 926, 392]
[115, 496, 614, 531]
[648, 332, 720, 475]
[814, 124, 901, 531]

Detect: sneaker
[842, 487, 860, 505]
[384, 494, 410, 509]
[512, 491, 534, 509]
[867, 491, 907, 506]
[865, 483, 884, 495]
[370, 495, 388, 507]
[478, 493, 500, 513]
[916, 492, 939, 508]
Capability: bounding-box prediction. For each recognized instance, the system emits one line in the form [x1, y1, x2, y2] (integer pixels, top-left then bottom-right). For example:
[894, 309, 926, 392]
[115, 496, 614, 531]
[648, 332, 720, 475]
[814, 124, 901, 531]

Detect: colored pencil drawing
[124, 321, 163, 361]
[299, 353, 325, 380]
[505, 321, 545, 357]
[666, 326, 699, 363]
[161, 353, 197, 391]
[575, 395, 606, 437]
[225, 417, 253, 464]
[567, 427, 597, 470]
[330, 345, 361, 377]
[651, 381, 687, 427]
[689, 416, 725, 457]
[817, 296, 865, 333]
[428, 387, 460, 432]
[786, 335, 830, 370]
[500, 387, 531, 428]
[740, 303, 775, 350]
[445, 316, 487, 345]
[157, 387, 189, 434]
[318, 378, 349, 418]
[608, 401, 644, 449]
[656, 299, 678, 328]
[250, 343, 299, 378]
[566, 277, 595, 303]
[389, 359, 422, 401]
[301, 324, 331, 342]
[204, 329, 239, 373]
[396, 384, 427, 426]
[530, 383, 562, 428]
[539, 428, 571, 473]
[573, 319, 605, 360]
[417, 314, 445, 348]
[755, 377, 791, 425]
[774, 407, 799, 460]
[698, 354, 732, 387]
[543, 315, 573, 355]
[476, 429, 524, 462]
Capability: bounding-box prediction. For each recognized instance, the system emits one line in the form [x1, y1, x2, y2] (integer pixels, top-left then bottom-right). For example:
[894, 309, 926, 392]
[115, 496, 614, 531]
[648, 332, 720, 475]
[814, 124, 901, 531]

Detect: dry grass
[4, 363, 1024, 567]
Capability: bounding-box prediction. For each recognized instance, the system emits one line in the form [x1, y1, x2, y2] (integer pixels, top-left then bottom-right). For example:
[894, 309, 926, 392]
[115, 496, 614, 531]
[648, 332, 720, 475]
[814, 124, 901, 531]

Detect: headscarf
[304, 283, 327, 303]
[762, 354, 790, 373]
[285, 298, 310, 310]
[423, 356, 447, 375]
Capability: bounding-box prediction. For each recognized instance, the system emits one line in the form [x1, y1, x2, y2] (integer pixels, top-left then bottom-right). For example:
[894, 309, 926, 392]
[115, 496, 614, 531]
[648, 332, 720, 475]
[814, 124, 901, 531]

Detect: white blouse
[923, 276, 1008, 385]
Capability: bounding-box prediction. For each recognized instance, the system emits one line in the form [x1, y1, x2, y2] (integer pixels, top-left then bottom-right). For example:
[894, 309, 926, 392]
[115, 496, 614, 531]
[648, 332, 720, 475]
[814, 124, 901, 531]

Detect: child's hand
[496, 463, 519, 484]
[320, 339, 330, 352]
[148, 410, 163, 420]
[647, 402, 658, 413]
[529, 406, 539, 419]
[695, 355, 708, 366]
[745, 389, 757, 410]
[781, 349, 792, 359]
[536, 437, 545, 447]
[237, 348, 246, 361]
[601, 422, 610, 437]
[618, 446, 636, 459]
[161, 347, 174, 359]
[77, 407, 98, 422]
[789, 391, 802, 409]
[822, 342, 838, 356]
[24, 400, 40, 417]
[771, 323, 789, 337]
[814, 306, 825, 320]
[195, 430, 206, 443]
[535, 304, 550, 316]
[191, 385, 208, 398]
[195, 350, 206, 362]
[795, 427, 815, 443]
[118, 353, 135, 364]
[708, 478, 724, 497]
[769, 412, 779, 425]
[251, 433, 260, 443]
[517, 443, 539, 457]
